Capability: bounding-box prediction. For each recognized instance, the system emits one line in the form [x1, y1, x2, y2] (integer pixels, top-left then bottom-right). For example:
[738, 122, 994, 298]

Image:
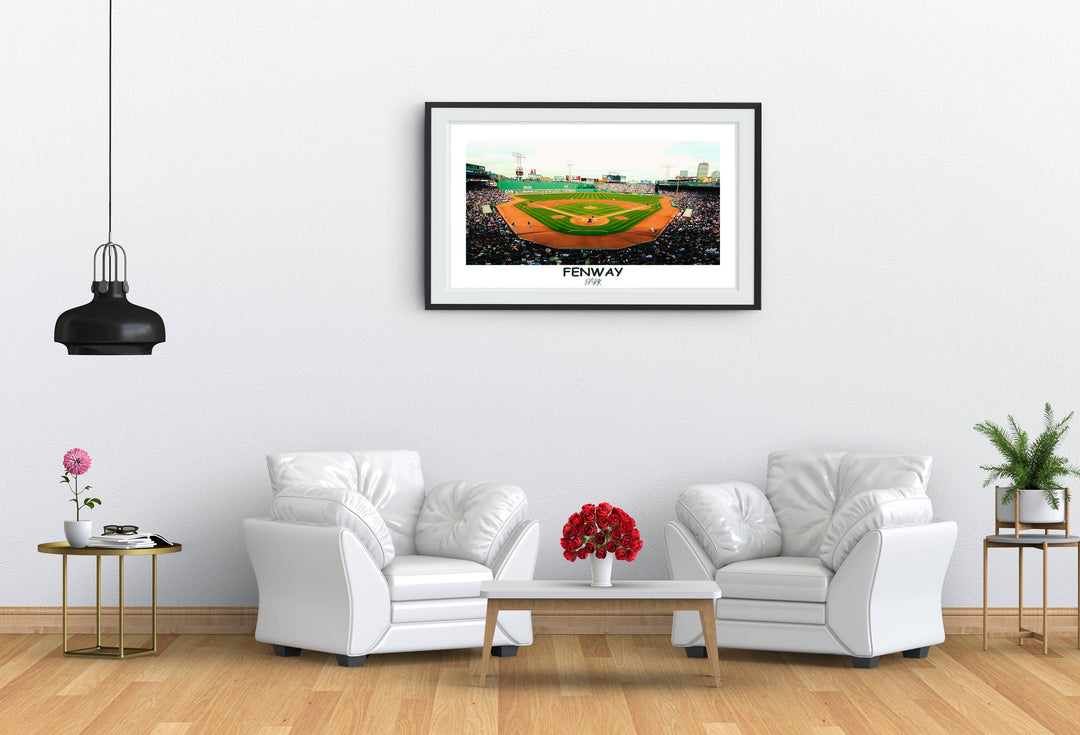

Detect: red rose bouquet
[560, 502, 642, 562]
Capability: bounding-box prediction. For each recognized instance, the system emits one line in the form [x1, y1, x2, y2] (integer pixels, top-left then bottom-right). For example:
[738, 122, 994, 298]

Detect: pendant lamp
[55, 0, 165, 355]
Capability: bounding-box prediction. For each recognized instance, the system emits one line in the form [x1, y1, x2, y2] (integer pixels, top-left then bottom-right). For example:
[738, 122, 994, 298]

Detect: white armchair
[665, 451, 957, 668]
[243, 450, 539, 666]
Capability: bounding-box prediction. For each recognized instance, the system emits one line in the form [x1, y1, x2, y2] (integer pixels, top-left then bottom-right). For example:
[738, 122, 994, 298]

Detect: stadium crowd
[595, 182, 655, 194]
[465, 186, 721, 266]
[465, 188, 518, 265]
[645, 187, 721, 263]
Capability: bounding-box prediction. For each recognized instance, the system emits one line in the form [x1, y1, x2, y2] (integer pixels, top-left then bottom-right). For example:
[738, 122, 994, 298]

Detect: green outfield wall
[498, 180, 597, 191]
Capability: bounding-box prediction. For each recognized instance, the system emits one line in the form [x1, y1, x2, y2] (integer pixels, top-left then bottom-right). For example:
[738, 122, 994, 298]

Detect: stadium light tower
[662, 164, 674, 182]
[512, 152, 526, 180]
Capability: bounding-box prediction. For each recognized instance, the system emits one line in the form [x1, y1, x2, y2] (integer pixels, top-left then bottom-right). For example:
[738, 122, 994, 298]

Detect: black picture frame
[426, 102, 761, 310]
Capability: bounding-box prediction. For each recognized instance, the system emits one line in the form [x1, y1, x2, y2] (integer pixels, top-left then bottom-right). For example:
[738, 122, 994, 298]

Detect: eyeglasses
[103, 524, 138, 535]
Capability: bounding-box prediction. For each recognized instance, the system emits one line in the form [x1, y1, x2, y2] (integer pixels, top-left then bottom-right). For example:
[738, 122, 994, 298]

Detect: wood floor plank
[703, 725, 745, 735]
[604, 632, 652, 684]
[429, 667, 497, 735]
[319, 668, 368, 735]
[809, 691, 878, 734]
[79, 681, 171, 733]
[945, 635, 1080, 734]
[577, 633, 611, 658]
[0, 636, 57, 689]
[394, 696, 433, 735]
[551, 634, 590, 696]
[286, 689, 340, 734]
[496, 634, 559, 735]
[135, 634, 194, 683]
[148, 724, 192, 735]
[782, 651, 951, 735]
[0, 640, 168, 733]
[914, 650, 1056, 734]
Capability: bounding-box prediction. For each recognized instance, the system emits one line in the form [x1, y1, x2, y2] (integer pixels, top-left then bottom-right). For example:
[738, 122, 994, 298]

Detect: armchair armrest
[664, 520, 717, 580]
[665, 520, 717, 648]
[826, 520, 957, 657]
[491, 520, 540, 580]
[488, 519, 539, 647]
[243, 518, 391, 657]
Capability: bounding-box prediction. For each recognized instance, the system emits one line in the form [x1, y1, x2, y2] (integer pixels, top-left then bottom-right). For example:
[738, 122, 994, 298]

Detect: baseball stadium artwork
[426, 103, 760, 309]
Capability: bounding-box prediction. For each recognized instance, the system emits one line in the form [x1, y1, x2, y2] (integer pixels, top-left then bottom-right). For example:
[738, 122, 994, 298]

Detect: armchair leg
[851, 656, 879, 669]
[685, 646, 708, 659]
[272, 645, 301, 658]
[491, 645, 518, 657]
[903, 646, 930, 659]
[336, 654, 366, 667]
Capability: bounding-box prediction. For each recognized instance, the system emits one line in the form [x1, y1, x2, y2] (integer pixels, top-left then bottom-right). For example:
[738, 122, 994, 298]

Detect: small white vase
[996, 487, 1066, 524]
[64, 520, 92, 548]
[589, 553, 613, 587]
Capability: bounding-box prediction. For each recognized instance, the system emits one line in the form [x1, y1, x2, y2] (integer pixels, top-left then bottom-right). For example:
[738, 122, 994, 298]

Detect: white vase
[995, 487, 1066, 524]
[589, 553, 613, 587]
[64, 520, 92, 548]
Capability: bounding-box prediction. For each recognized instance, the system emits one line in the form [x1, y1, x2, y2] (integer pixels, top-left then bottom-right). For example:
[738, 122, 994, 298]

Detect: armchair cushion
[382, 555, 493, 601]
[267, 450, 426, 554]
[835, 453, 933, 506]
[818, 487, 933, 571]
[268, 452, 357, 494]
[675, 482, 782, 568]
[349, 450, 426, 555]
[714, 556, 834, 603]
[764, 451, 845, 557]
[415, 481, 527, 565]
[271, 485, 395, 568]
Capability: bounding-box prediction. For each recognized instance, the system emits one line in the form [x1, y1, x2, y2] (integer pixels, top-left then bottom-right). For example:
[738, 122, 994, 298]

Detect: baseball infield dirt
[494, 195, 681, 250]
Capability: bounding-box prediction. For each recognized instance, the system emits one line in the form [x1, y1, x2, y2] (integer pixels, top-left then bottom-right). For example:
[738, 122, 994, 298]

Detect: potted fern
[974, 403, 1080, 524]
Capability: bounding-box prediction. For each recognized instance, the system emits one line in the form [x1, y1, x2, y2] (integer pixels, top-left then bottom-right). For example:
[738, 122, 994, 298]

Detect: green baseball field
[511, 192, 663, 235]
[494, 191, 681, 250]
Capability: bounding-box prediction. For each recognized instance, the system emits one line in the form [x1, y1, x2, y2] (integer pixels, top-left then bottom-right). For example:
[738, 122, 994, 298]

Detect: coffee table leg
[697, 601, 721, 688]
[479, 600, 498, 687]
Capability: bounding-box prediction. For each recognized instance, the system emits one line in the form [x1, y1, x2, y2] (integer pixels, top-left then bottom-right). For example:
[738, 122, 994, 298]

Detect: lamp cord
[107, 0, 112, 244]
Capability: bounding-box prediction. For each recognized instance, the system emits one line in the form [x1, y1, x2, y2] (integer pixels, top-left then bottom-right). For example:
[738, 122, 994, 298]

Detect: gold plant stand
[37, 541, 182, 659]
[984, 489, 1077, 653]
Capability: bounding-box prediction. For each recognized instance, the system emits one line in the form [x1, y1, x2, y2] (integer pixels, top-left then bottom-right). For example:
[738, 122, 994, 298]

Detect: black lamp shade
[55, 280, 165, 355]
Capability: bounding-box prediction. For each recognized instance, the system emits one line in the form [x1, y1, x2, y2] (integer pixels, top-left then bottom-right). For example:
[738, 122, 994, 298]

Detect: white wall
[3, 0, 1079, 608]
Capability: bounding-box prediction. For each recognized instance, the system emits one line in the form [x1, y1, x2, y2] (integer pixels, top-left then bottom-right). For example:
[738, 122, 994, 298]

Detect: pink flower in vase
[60, 447, 101, 522]
[63, 448, 92, 476]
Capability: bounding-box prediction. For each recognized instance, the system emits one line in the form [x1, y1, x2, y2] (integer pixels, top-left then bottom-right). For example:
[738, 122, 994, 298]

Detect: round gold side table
[38, 541, 182, 659]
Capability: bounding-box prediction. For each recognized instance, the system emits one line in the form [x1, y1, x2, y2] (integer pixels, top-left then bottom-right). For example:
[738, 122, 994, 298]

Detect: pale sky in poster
[465, 139, 722, 182]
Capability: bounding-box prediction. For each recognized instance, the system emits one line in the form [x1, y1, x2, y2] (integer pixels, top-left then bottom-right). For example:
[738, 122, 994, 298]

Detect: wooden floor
[2, 634, 1080, 734]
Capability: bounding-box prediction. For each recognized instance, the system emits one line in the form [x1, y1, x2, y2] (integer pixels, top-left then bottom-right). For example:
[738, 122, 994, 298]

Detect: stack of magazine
[86, 532, 174, 549]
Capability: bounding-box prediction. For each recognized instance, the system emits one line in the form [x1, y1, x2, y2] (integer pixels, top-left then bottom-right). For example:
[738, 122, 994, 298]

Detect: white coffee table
[478, 579, 722, 687]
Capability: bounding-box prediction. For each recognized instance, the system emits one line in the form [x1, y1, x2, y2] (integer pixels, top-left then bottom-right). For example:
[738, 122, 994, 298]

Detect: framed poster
[425, 102, 760, 309]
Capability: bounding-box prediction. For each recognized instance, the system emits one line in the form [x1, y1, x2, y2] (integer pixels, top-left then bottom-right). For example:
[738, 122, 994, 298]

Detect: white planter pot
[64, 520, 92, 548]
[589, 553, 613, 587]
[996, 487, 1066, 524]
